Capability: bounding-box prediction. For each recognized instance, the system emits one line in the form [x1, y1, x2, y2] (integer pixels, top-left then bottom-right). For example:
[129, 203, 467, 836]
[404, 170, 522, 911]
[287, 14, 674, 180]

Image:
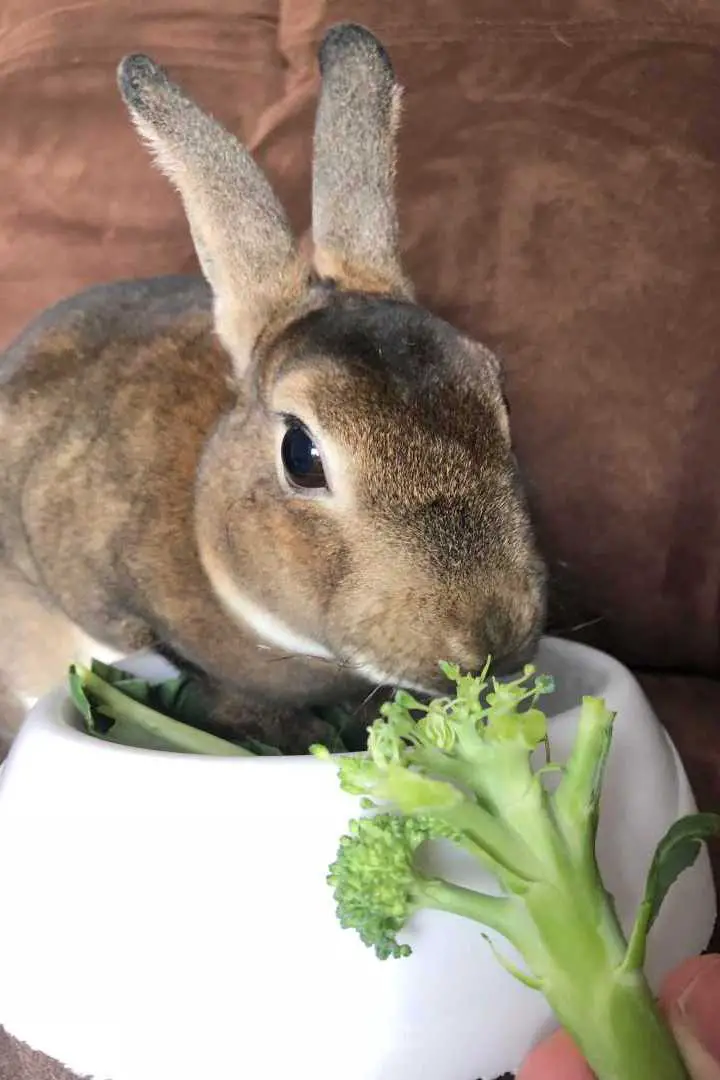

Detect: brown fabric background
[0, 0, 284, 353]
[1, 1, 720, 1077]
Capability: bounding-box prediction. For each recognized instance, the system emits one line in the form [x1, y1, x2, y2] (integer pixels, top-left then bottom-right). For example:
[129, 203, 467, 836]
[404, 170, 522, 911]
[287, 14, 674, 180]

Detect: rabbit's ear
[117, 55, 307, 368]
[311, 25, 413, 299]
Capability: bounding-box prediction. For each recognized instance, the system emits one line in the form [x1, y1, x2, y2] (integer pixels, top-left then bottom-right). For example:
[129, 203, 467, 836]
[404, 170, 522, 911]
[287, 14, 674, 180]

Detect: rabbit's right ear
[312, 25, 413, 299]
[117, 55, 308, 370]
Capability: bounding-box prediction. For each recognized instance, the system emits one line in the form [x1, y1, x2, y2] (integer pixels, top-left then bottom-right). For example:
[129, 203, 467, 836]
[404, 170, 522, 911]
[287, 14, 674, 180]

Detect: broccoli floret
[328, 813, 445, 959]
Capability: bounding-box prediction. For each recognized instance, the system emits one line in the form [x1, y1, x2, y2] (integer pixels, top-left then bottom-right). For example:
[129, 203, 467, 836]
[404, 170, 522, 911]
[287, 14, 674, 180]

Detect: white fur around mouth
[205, 561, 335, 662]
[202, 554, 437, 693]
[351, 655, 436, 696]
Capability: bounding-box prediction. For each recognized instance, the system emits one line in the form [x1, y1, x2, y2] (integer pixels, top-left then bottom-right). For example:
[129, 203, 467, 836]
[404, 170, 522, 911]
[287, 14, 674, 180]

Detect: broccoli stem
[622, 897, 653, 973]
[552, 966, 688, 1080]
[491, 701, 689, 1079]
[421, 843, 690, 1080]
[522, 883, 690, 1080]
[554, 695, 615, 860]
[440, 801, 543, 884]
[417, 878, 523, 946]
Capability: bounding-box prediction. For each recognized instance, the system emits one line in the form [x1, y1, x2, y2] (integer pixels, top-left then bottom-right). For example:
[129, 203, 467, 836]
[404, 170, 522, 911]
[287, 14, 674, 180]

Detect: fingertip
[660, 954, 720, 1012]
[515, 957, 720, 1080]
[516, 1028, 595, 1080]
[661, 953, 720, 1074]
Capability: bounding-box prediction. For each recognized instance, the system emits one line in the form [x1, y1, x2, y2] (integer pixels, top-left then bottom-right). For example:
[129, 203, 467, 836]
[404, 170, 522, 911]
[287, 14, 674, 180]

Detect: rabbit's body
[0, 276, 368, 713]
[0, 275, 224, 680]
[0, 25, 547, 751]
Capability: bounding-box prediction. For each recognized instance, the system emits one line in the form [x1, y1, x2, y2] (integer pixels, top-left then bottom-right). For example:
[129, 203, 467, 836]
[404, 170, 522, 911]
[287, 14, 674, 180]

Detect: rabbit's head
[117, 24, 546, 696]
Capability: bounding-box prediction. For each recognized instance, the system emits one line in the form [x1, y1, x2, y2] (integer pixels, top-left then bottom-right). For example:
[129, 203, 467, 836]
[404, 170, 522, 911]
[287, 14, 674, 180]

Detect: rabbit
[0, 23, 547, 754]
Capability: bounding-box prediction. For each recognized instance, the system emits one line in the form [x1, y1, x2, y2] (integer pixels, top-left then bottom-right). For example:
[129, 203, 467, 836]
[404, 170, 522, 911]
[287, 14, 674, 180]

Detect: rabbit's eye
[281, 420, 328, 491]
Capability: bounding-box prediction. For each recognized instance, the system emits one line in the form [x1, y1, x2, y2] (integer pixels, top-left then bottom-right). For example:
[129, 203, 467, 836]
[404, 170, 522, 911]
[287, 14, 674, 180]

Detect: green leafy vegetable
[624, 812, 720, 972]
[69, 664, 252, 756]
[643, 812, 720, 932]
[69, 660, 360, 757]
[315, 663, 720, 1080]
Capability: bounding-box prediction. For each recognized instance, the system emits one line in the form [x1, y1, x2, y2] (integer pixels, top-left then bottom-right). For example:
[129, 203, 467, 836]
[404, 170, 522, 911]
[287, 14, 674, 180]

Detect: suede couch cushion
[255, 0, 720, 678]
[0, 0, 284, 353]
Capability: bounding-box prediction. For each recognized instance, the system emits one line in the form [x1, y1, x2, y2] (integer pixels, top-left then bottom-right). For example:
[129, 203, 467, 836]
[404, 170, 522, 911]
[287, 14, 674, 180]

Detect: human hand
[517, 954, 720, 1079]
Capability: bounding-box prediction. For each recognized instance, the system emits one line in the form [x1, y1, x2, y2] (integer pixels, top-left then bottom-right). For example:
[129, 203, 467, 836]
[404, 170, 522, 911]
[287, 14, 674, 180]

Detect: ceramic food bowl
[0, 637, 715, 1080]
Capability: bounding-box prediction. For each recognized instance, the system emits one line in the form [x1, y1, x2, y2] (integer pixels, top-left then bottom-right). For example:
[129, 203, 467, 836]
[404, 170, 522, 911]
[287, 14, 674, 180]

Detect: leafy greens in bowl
[69, 659, 361, 757]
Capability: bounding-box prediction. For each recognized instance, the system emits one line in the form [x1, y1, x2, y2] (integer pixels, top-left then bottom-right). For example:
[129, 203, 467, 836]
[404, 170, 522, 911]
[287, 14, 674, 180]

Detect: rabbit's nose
[490, 648, 535, 678]
[486, 615, 542, 677]
[473, 604, 516, 664]
[458, 606, 539, 677]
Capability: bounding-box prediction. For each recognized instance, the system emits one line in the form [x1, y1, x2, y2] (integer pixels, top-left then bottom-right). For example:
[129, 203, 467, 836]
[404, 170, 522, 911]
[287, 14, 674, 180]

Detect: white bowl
[0, 637, 714, 1080]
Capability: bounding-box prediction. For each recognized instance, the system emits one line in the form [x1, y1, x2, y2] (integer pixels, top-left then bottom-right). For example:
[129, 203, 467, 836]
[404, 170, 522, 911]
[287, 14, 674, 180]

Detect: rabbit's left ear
[311, 24, 413, 299]
[117, 54, 308, 368]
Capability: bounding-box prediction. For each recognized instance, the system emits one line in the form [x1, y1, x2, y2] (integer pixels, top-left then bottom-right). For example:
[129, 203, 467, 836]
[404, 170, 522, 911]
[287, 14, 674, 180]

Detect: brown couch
[1, 1, 720, 1076]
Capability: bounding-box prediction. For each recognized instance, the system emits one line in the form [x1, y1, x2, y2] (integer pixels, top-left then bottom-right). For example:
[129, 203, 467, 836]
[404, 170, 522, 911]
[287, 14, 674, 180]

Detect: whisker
[552, 616, 605, 635]
[354, 679, 388, 715]
[256, 641, 374, 679]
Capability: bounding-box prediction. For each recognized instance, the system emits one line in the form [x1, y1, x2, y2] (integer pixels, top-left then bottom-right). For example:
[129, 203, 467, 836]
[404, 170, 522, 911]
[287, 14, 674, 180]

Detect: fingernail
[672, 957, 720, 1068]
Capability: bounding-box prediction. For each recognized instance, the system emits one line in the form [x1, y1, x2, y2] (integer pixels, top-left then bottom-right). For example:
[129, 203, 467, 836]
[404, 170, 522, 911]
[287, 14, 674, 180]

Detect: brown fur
[117, 52, 309, 364]
[312, 25, 412, 298]
[0, 24, 546, 746]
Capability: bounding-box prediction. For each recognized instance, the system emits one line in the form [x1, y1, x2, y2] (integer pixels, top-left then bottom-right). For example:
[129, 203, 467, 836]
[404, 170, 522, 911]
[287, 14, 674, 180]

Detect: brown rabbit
[0, 24, 546, 753]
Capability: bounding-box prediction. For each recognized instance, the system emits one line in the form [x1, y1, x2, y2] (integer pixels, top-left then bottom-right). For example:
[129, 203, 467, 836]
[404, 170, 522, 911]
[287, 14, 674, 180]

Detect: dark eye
[280, 420, 328, 491]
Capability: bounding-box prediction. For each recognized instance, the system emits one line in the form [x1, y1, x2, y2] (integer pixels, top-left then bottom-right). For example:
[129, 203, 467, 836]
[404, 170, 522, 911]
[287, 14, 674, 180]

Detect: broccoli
[313, 661, 720, 1080]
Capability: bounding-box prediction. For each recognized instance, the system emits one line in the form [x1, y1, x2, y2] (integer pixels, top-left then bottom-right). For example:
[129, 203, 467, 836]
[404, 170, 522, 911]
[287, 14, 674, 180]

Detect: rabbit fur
[0, 24, 547, 753]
